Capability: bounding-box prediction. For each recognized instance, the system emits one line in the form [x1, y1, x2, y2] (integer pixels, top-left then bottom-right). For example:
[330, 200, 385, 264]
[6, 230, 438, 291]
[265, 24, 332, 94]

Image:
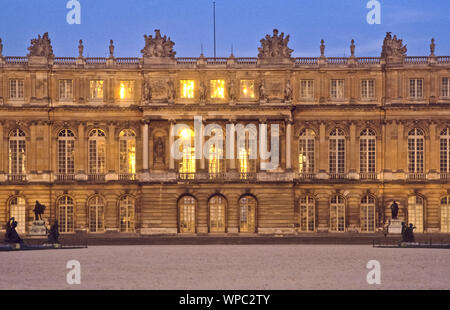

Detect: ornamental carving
[381, 32, 407, 59]
[27, 32, 54, 58]
[141, 29, 176, 58]
[258, 29, 293, 59]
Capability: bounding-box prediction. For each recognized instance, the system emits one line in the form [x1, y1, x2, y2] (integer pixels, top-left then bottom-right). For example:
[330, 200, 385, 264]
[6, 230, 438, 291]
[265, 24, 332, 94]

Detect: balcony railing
[297, 172, 315, 180]
[206, 57, 228, 65]
[360, 172, 377, 180]
[116, 57, 140, 66]
[88, 174, 106, 182]
[239, 172, 257, 180]
[329, 173, 346, 180]
[8, 174, 27, 182]
[56, 174, 75, 182]
[119, 173, 136, 181]
[295, 57, 318, 65]
[357, 57, 380, 65]
[54, 57, 77, 65]
[85, 57, 107, 65]
[208, 172, 227, 180]
[235, 57, 258, 65]
[407, 173, 426, 180]
[440, 173, 450, 180]
[4, 56, 28, 65]
[327, 57, 348, 65]
[178, 172, 196, 180]
[176, 57, 198, 65]
[437, 56, 450, 64]
[404, 56, 429, 64]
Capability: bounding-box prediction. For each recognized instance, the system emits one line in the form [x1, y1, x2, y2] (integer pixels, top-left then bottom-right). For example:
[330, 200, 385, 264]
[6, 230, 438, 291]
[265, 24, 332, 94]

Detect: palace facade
[0, 30, 449, 236]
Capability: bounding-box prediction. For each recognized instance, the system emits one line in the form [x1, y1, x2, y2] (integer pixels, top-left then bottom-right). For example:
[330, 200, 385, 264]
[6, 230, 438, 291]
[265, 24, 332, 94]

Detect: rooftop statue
[258, 29, 293, 59]
[141, 29, 176, 58]
[381, 32, 407, 59]
[27, 32, 54, 58]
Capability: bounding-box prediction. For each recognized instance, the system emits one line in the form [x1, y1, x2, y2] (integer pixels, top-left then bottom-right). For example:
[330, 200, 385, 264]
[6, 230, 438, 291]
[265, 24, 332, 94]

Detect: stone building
[0, 30, 449, 236]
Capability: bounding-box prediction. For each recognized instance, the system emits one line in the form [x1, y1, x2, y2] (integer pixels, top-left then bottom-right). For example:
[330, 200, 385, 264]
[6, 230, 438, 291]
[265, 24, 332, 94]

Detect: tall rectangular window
[300, 80, 314, 99]
[442, 78, 450, 97]
[409, 79, 423, 98]
[90, 80, 104, 100]
[330, 79, 344, 99]
[9, 79, 24, 99]
[361, 79, 375, 99]
[119, 81, 134, 100]
[59, 80, 73, 100]
[240, 80, 255, 99]
[180, 80, 194, 99]
[210, 80, 225, 99]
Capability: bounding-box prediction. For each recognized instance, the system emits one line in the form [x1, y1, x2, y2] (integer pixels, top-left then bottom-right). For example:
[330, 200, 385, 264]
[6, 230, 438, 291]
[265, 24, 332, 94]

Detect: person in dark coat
[47, 221, 60, 244]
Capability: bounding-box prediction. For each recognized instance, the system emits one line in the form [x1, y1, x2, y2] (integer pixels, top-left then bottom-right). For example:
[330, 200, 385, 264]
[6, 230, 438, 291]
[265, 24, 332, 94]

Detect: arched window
[88, 129, 106, 175]
[57, 129, 75, 176]
[298, 129, 315, 174]
[179, 195, 196, 233]
[119, 195, 135, 232]
[408, 196, 424, 233]
[408, 128, 424, 173]
[209, 195, 226, 233]
[299, 196, 315, 232]
[178, 128, 196, 179]
[360, 129, 376, 176]
[58, 196, 74, 233]
[238, 126, 257, 179]
[9, 197, 26, 234]
[440, 196, 450, 233]
[440, 128, 450, 174]
[119, 129, 136, 178]
[330, 195, 345, 232]
[360, 196, 376, 232]
[239, 195, 256, 233]
[329, 128, 345, 178]
[88, 196, 105, 233]
[9, 129, 26, 176]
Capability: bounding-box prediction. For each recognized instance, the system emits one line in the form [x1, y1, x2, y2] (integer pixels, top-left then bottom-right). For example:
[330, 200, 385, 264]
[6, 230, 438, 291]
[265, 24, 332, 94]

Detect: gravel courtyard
[0, 245, 448, 290]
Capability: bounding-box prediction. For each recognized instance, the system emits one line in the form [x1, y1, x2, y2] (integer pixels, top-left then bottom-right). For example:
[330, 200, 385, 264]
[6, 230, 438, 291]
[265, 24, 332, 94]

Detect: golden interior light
[180, 80, 195, 98]
[211, 80, 225, 99]
[120, 82, 126, 99]
[240, 80, 255, 99]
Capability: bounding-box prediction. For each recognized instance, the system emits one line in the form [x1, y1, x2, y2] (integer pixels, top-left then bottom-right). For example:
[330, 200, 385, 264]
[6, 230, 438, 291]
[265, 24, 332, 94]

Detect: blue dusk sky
[0, 0, 449, 58]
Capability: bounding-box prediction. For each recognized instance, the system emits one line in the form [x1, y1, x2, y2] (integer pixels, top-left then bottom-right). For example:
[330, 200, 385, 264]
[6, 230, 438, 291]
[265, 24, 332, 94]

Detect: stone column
[286, 120, 292, 170]
[107, 123, 116, 174]
[317, 121, 327, 178]
[142, 121, 149, 171]
[169, 120, 175, 171]
[76, 122, 86, 175]
[0, 121, 4, 174]
[348, 122, 357, 178]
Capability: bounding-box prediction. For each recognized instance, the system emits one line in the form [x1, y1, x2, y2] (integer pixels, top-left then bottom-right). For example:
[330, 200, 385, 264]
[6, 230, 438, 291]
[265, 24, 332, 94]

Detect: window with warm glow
[119, 129, 136, 175]
[178, 128, 196, 178]
[90, 80, 104, 100]
[240, 80, 255, 99]
[119, 81, 134, 100]
[180, 80, 195, 99]
[210, 79, 225, 99]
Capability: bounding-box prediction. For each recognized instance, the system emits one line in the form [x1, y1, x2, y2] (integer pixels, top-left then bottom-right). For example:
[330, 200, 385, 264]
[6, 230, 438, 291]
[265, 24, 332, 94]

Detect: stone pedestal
[29, 220, 47, 236]
[388, 219, 402, 234]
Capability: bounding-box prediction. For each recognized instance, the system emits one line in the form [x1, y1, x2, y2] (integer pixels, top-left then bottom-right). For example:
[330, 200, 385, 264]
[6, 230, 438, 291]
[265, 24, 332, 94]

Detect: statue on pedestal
[109, 40, 114, 58]
[259, 79, 266, 102]
[430, 38, 436, 56]
[320, 39, 325, 57]
[4, 218, 23, 244]
[33, 200, 46, 221]
[350, 39, 355, 57]
[78, 39, 84, 57]
[0, 38, 3, 57]
[390, 201, 399, 220]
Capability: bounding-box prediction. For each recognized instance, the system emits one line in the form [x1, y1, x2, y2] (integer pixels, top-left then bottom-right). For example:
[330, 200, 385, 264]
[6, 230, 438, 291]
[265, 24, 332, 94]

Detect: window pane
[119, 81, 134, 100]
[240, 80, 255, 99]
[90, 80, 104, 99]
[180, 80, 195, 98]
[210, 80, 225, 99]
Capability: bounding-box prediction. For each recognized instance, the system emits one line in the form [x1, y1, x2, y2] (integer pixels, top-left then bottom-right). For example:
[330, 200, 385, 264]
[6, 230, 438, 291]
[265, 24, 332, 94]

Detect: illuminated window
[89, 80, 104, 100]
[329, 128, 345, 176]
[119, 129, 136, 176]
[240, 80, 255, 99]
[298, 129, 315, 174]
[58, 196, 74, 233]
[330, 195, 345, 232]
[299, 196, 315, 232]
[210, 79, 225, 99]
[88, 196, 104, 233]
[119, 195, 135, 233]
[361, 196, 376, 232]
[361, 79, 375, 99]
[59, 80, 73, 100]
[440, 128, 450, 173]
[180, 80, 195, 99]
[9, 197, 26, 234]
[441, 196, 450, 233]
[9, 129, 26, 175]
[330, 79, 344, 99]
[58, 129, 75, 175]
[360, 128, 376, 174]
[442, 78, 450, 97]
[9, 79, 24, 99]
[300, 80, 314, 99]
[408, 196, 424, 233]
[209, 195, 226, 233]
[408, 128, 424, 173]
[178, 128, 196, 179]
[409, 79, 423, 98]
[119, 81, 134, 100]
[179, 195, 196, 233]
[239, 195, 256, 233]
[238, 129, 257, 179]
[88, 129, 106, 174]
